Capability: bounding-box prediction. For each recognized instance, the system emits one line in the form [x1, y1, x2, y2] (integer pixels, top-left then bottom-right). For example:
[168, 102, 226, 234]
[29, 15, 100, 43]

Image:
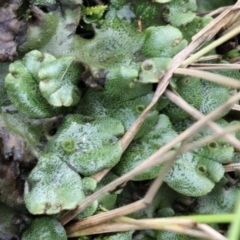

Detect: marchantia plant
[0, 0, 239, 239]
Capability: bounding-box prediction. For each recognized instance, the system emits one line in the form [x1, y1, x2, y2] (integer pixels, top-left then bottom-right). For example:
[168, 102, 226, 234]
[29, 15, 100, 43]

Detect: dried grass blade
[174, 68, 240, 88]
[123, 218, 210, 240]
[224, 163, 240, 172]
[189, 63, 240, 70]
[67, 220, 210, 239]
[67, 222, 142, 237]
[197, 224, 227, 240]
[231, 104, 240, 111]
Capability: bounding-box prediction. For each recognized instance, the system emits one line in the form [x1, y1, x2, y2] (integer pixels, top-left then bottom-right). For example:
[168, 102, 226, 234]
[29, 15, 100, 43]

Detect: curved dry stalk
[119, 218, 210, 240]
[60, 91, 240, 225]
[67, 217, 210, 239]
[189, 63, 240, 70]
[67, 214, 228, 240]
[174, 68, 240, 89]
[165, 90, 240, 151]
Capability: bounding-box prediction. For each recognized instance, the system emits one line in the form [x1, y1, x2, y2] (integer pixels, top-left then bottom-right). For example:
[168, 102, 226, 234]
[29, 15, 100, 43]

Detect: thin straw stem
[189, 63, 240, 70]
[197, 224, 227, 240]
[174, 68, 240, 88]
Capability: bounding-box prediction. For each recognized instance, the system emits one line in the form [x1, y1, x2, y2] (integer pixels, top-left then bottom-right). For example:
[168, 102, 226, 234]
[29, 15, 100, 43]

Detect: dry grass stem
[118, 217, 195, 225]
[165, 90, 240, 151]
[174, 68, 240, 88]
[174, 68, 240, 89]
[118, 217, 194, 230]
[219, 16, 240, 37]
[195, 55, 222, 62]
[67, 222, 142, 237]
[66, 200, 147, 233]
[231, 104, 240, 111]
[68, 216, 211, 239]
[144, 157, 177, 204]
[153, 225, 210, 239]
[229, 57, 240, 63]
[189, 63, 240, 70]
[92, 168, 111, 182]
[120, 218, 211, 240]
[197, 224, 228, 240]
[224, 163, 240, 172]
[68, 220, 210, 239]
[182, 124, 240, 152]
